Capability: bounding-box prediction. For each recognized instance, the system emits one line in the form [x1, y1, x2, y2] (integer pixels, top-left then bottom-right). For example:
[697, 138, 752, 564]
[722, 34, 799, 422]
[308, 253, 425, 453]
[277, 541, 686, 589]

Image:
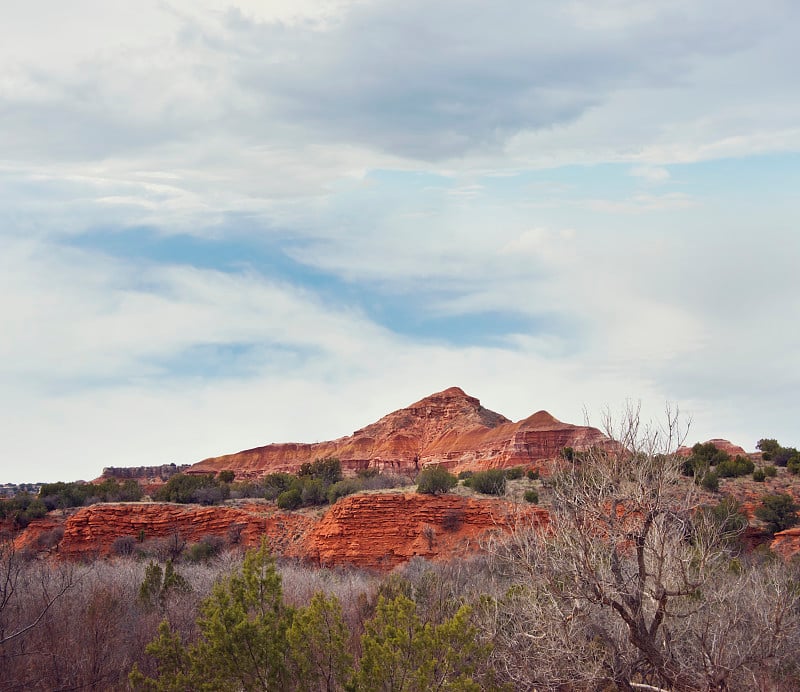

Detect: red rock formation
[770, 527, 800, 559]
[189, 387, 609, 480]
[299, 492, 546, 570]
[11, 493, 545, 570]
[676, 439, 750, 458]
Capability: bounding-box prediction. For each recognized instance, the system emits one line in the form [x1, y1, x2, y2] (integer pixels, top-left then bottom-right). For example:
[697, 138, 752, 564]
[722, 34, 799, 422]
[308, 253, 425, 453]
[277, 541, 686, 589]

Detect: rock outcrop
[676, 438, 751, 458]
[12, 493, 544, 570]
[770, 527, 800, 559]
[303, 492, 546, 570]
[189, 387, 609, 480]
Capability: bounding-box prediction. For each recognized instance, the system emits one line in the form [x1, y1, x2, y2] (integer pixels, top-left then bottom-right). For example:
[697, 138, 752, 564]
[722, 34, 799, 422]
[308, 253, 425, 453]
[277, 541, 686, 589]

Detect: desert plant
[523, 489, 538, 503]
[486, 404, 747, 691]
[442, 509, 464, 532]
[112, 535, 137, 557]
[470, 469, 506, 496]
[755, 493, 800, 534]
[416, 467, 457, 495]
[276, 488, 302, 510]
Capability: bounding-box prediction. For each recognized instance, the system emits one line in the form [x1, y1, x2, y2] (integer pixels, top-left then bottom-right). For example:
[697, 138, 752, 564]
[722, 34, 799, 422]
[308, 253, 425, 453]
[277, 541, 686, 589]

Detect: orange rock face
[770, 527, 800, 559]
[189, 387, 609, 480]
[11, 493, 545, 570]
[300, 492, 546, 570]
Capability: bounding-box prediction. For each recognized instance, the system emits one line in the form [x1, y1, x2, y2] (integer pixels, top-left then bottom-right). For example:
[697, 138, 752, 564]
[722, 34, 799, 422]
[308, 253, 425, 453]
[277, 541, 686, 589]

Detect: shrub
[112, 536, 136, 556]
[526, 469, 539, 480]
[700, 472, 719, 493]
[755, 493, 800, 534]
[37, 526, 65, 549]
[457, 471, 474, 480]
[470, 469, 507, 496]
[186, 535, 225, 562]
[327, 478, 363, 504]
[757, 438, 781, 459]
[300, 478, 327, 506]
[154, 473, 224, 504]
[764, 465, 778, 478]
[277, 488, 302, 510]
[523, 489, 539, 503]
[696, 497, 748, 550]
[415, 467, 457, 495]
[716, 456, 754, 478]
[683, 442, 731, 477]
[360, 473, 412, 491]
[442, 509, 464, 532]
[753, 469, 766, 482]
[217, 470, 235, 484]
[263, 473, 297, 500]
[505, 466, 525, 480]
[298, 458, 343, 486]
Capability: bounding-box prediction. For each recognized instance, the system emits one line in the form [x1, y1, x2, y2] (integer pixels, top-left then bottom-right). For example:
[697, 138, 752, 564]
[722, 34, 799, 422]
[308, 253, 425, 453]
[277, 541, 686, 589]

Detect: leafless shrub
[441, 508, 464, 532]
[482, 403, 800, 691]
[112, 535, 137, 557]
[36, 526, 64, 550]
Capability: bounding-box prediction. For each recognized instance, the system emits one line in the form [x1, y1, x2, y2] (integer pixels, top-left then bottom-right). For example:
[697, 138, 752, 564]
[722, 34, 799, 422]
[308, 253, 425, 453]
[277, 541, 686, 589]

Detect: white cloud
[630, 165, 671, 183]
[0, 1, 799, 482]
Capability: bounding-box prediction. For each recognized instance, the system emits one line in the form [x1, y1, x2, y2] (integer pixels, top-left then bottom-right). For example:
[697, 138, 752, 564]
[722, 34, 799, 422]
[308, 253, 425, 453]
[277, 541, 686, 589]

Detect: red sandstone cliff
[12, 493, 543, 570]
[189, 387, 610, 480]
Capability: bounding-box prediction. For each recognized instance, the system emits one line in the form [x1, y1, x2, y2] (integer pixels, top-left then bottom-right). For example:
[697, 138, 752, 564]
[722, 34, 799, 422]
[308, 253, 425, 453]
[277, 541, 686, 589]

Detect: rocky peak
[188, 387, 610, 479]
[353, 387, 510, 440]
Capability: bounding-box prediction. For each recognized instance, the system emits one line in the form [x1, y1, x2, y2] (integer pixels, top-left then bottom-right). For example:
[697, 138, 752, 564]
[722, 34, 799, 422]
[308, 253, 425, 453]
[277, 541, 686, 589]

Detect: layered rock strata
[12, 493, 543, 570]
[189, 387, 609, 479]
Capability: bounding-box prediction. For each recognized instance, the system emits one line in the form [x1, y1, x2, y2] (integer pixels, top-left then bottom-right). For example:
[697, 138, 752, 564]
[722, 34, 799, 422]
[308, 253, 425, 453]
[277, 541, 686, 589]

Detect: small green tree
[288, 592, 353, 691]
[757, 438, 781, 459]
[353, 594, 489, 691]
[217, 470, 235, 484]
[755, 493, 800, 534]
[131, 540, 292, 690]
[415, 467, 457, 495]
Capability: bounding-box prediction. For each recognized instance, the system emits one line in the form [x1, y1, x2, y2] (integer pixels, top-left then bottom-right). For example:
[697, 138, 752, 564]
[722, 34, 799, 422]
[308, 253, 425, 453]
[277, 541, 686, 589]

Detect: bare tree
[0, 535, 80, 648]
[485, 403, 783, 691]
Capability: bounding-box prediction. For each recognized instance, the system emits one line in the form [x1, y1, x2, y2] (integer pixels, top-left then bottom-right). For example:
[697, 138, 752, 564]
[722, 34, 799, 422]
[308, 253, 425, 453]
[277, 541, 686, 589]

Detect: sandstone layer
[12, 493, 541, 570]
[189, 387, 609, 480]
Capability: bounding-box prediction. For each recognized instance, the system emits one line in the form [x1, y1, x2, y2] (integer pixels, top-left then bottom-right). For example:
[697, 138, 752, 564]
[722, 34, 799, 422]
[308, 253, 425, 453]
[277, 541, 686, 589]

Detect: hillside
[188, 386, 610, 479]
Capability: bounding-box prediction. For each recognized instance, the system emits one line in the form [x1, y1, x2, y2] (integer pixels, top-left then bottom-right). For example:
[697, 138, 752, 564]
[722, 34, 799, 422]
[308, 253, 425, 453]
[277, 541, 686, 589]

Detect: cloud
[630, 166, 670, 183]
[1, 1, 799, 483]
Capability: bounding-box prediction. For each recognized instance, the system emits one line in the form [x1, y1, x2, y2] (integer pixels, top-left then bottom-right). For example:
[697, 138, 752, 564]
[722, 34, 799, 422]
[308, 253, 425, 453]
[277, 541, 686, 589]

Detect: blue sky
[1, 0, 799, 482]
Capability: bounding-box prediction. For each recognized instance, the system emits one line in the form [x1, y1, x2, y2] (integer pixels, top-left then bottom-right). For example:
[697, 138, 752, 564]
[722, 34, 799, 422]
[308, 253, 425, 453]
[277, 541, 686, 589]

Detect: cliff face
[12, 493, 542, 570]
[189, 387, 609, 479]
[302, 492, 547, 570]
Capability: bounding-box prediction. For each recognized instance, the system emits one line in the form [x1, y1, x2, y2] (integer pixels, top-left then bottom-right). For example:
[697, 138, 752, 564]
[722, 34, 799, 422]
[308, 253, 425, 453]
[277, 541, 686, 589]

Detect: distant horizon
[0, 384, 773, 485]
[2, 1, 798, 484]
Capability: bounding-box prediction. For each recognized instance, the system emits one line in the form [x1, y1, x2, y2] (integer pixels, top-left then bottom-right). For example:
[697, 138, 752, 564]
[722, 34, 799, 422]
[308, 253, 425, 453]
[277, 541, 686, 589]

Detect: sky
[1, 0, 799, 483]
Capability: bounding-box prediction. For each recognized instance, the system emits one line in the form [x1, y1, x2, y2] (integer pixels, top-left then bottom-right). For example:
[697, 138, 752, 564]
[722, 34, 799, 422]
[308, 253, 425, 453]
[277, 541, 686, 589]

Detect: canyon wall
[12, 493, 542, 570]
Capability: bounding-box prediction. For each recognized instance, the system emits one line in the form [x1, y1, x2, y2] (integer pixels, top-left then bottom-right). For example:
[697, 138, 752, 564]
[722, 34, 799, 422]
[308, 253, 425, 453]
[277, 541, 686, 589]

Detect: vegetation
[129, 541, 493, 690]
[153, 473, 229, 505]
[3, 419, 800, 690]
[0, 478, 144, 526]
[468, 469, 506, 495]
[415, 466, 457, 495]
[755, 493, 800, 534]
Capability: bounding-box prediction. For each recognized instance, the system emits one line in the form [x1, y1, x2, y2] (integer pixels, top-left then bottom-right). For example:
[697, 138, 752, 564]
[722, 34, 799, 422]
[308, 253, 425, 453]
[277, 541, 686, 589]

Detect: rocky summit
[188, 386, 609, 479]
